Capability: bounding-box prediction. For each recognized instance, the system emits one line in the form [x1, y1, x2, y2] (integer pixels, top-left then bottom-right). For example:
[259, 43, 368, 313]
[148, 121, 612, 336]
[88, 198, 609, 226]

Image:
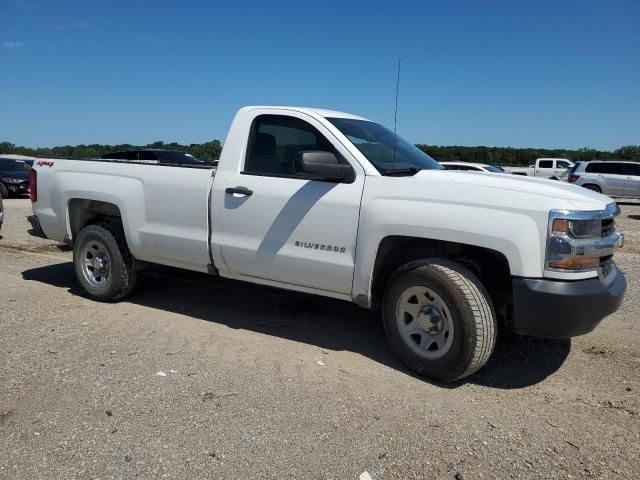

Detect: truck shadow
[22, 262, 570, 390]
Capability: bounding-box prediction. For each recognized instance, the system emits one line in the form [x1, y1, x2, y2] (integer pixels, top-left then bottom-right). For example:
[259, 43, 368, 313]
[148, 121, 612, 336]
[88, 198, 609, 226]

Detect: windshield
[484, 165, 503, 173]
[0, 159, 29, 171]
[327, 118, 442, 174]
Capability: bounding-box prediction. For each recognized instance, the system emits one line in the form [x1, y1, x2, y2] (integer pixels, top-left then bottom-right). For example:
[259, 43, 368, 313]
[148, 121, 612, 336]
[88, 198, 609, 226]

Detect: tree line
[0, 140, 222, 164]
[1, 140, 638, 166]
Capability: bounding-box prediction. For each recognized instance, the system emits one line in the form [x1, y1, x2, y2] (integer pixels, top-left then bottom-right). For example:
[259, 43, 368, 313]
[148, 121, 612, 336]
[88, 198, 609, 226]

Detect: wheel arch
[67, 198, 126, 245]
[580, 183, 602, 193]
[365, 236, 513, 323]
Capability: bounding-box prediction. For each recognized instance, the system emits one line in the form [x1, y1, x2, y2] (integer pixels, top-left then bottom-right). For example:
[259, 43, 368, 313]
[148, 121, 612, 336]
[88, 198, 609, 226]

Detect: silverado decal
[36, 161, 55, 167]
[294, 240, 346, 253]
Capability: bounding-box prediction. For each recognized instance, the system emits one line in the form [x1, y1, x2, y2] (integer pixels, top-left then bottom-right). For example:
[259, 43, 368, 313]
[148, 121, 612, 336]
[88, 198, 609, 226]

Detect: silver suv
[569, 160, 640, 198]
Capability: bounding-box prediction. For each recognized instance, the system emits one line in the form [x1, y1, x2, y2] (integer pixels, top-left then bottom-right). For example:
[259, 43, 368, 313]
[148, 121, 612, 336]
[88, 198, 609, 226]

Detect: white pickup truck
[502, 158, 575, 179]
[27, 106, 625, 382]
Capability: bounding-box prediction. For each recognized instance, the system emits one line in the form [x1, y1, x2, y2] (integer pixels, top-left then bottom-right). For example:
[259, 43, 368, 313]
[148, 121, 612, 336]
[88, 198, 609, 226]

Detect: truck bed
[32, 157, 216, 273]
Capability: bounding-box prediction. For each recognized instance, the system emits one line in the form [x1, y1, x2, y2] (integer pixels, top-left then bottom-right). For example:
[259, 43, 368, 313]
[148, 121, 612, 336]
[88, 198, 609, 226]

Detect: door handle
[225, 186, 253, 196]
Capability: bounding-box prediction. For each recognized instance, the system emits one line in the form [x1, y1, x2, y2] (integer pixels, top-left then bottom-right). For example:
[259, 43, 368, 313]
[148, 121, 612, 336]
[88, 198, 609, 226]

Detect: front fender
[352, 182, 550, 304]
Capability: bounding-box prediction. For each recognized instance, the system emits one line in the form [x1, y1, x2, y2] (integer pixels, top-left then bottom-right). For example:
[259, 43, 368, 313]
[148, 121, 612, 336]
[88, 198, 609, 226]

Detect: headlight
[2, 178, 24, 184]
[545, 204, 621, 273]
[551, 218, 601, 239]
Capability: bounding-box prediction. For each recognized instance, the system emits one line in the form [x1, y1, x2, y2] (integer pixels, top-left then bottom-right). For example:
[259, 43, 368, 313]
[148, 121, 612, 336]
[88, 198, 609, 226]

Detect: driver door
[215, 113, 364, 295]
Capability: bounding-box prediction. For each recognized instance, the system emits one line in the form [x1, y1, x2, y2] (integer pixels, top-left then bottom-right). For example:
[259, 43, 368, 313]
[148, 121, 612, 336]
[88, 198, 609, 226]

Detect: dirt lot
[1, 198, 639, 479]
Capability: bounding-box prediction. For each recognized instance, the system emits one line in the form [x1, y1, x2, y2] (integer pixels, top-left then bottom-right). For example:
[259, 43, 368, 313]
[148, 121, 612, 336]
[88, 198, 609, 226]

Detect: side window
[588, 162, 624, 174]
[624, 163, 640, 176]
[244, 115, 334, 176]
[113, 151, 138, 161]
[139, 151, 158, 161]
[586, 162, 603, 173]
[556, 160, 571, 169]
[604, 163, 624, 175]
[538, 160, 553, 168]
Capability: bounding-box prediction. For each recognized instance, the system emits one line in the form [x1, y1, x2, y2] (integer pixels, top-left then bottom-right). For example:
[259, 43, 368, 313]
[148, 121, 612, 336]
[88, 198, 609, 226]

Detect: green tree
[188, 140, 222, 163]
[0, 141, 15, 154]
[614, 145, 640, 160]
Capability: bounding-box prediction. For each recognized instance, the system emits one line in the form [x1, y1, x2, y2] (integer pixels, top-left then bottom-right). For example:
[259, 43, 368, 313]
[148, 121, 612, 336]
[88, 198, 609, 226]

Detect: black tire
[382, 258, 496, 382]
[582, 184, 601, 193]
[0, 183, 9, 199]
[73, 223, 138, 301]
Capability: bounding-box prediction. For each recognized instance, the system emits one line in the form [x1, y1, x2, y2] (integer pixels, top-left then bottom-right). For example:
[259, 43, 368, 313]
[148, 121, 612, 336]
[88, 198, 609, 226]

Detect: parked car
[28, 106, 625, 382]
[568, 160, 640, 197]
[101, 149, 204, 165]
[0, 157, 30, 198]
[440, 162, 504, 173]
[502, 158, 574, 179]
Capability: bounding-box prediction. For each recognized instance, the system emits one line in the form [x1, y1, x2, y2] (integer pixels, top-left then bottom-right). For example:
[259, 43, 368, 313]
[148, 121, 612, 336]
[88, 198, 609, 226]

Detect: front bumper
[512, 265, 626, 338]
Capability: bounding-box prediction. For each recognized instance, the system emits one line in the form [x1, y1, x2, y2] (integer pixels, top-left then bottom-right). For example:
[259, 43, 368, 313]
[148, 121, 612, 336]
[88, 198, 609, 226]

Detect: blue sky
[1, 0, 639, 150]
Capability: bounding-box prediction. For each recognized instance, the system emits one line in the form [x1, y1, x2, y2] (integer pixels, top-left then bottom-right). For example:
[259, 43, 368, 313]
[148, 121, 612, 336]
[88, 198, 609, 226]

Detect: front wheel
[0, 183, 9, 199]
[73, 223, 138, 301]
[382, 259, 496, 382]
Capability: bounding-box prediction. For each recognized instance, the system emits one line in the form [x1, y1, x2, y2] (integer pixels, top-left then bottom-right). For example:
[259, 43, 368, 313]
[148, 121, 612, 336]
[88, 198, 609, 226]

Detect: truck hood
[413, 170, 612, 211]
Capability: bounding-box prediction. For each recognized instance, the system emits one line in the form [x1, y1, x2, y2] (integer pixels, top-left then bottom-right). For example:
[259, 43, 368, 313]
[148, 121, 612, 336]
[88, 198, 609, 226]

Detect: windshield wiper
[383, 167, 422, 176]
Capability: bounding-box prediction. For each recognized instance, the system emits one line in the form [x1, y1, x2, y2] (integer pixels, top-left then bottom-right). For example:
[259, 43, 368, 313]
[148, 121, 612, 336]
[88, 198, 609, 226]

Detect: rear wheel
[582, 184, 601, 193]
[0, 183, 8, 199]
[73, 223, 138, 301]
[382, 259, 496, 382]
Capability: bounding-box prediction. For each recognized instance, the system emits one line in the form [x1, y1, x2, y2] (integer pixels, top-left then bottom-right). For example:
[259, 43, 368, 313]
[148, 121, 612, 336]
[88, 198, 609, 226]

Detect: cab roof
[243, 106, 370, 121]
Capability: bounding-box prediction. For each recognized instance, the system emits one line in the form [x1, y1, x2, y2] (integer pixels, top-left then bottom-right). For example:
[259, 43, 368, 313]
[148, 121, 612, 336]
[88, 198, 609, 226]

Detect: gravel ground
[1, 198, 639, 479]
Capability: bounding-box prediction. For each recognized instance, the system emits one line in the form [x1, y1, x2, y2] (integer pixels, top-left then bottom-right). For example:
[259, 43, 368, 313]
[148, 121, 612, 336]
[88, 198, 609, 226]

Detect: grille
[601, 218, 615, 237]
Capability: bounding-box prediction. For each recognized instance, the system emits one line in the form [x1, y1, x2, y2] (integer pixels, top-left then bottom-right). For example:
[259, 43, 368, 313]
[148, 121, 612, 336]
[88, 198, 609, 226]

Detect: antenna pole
[392, 58, 401, 174]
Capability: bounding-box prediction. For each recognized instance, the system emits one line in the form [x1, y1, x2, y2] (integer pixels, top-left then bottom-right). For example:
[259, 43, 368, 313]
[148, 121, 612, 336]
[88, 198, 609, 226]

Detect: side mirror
[294, 151, 353, 182]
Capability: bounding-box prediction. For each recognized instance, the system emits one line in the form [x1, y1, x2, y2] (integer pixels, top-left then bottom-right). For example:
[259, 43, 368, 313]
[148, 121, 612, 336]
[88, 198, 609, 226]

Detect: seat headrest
[254, 133, 276, 155]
